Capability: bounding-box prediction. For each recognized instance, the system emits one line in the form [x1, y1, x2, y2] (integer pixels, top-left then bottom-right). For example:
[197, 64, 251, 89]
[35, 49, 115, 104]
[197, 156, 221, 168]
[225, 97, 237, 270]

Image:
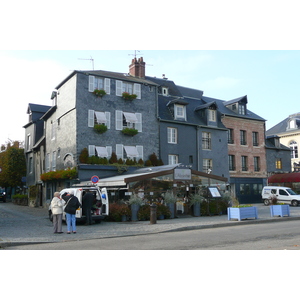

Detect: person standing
[63, 190, 81, 234]
[82, 191, 95, 225]
[51, 192, 65, 234]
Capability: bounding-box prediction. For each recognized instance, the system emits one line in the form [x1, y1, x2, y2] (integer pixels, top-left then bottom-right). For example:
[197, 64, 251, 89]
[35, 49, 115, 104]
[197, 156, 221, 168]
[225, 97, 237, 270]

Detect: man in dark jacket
[63, 190, 81, 234]
[82, 191, 95, 225]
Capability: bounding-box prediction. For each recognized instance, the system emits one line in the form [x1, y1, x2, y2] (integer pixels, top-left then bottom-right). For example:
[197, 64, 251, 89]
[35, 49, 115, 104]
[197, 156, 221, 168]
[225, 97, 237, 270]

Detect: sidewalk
[1, 202, 300, 248]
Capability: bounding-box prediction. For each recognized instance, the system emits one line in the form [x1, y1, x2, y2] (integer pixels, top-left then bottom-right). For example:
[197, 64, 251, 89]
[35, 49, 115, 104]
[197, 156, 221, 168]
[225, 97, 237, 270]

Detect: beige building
[266, 113, 300, 172]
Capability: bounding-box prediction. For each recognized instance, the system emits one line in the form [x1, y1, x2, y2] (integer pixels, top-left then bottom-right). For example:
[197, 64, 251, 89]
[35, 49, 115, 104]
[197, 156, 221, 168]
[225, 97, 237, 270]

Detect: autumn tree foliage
[0, 144, 26, 188]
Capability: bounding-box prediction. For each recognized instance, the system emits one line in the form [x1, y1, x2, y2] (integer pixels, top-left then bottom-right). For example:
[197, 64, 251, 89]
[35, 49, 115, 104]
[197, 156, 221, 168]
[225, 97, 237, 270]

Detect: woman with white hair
[50, 192, 65, 234]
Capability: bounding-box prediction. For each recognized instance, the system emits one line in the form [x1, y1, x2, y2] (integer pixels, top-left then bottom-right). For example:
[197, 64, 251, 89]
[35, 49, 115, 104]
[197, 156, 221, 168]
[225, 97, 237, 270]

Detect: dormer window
[208, 109, 216, 122]
[289, 119, 296, 129]
[174, 104, 186, 121]
[162, 87, 169, 96]
[239, 104, 246, 115]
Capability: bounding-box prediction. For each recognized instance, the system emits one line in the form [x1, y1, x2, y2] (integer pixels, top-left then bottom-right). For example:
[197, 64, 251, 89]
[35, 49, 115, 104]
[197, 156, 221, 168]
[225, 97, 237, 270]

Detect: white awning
[123, 112, 138, 123]
[95, 112, 107, 124]
[124, 146, 139, 158]
[96, 146, 109, 158]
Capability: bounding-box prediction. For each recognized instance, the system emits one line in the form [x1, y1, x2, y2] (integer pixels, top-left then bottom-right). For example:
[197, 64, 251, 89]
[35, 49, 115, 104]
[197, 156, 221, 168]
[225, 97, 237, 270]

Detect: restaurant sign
[174, 168, 192, 180]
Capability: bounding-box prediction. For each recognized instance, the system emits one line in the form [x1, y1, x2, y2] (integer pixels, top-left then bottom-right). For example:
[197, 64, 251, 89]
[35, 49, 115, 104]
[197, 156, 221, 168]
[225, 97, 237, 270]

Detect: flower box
[270, 205, 290, 217]
[227, 206, 258, 221]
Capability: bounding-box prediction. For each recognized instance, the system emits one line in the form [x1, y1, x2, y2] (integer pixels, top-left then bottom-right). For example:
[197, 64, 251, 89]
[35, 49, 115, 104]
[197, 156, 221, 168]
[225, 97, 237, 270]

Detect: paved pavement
[1, 201, 300, 248]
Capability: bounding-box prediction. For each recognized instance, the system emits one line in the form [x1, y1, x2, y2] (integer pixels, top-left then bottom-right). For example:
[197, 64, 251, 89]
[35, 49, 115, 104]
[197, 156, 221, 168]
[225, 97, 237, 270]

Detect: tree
[0, 145, 26, 188]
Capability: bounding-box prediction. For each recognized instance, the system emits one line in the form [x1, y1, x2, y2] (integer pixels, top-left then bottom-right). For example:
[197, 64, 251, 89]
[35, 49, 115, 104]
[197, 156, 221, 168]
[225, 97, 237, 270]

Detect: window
[254, 156, 260, 172]
[229, 155, 235, 171]
[52, 151, 56, 171]
[168, 127, 178, 144]
[289, 119, 296, 129]
[116, 80, 141, 99]
[174, 104, 186, 121]
[27, 134, 31, 151]
[88, 145, 112, 158]
[89, 76, 111, 94]
[88, 110, 111, 128]
[276, 158, 282, 169]
[28, 157, 33, 174]
[116, 110, 142, 132]
[189, 156, 193, 164]
[51, 120, 56, 140]
[228, 129, 234, 144]
[162, 87, 169, 96]
[202, 132, 211, 150]
[239, 104, 246, 115]
[241, 156, 248, 171]
[116, 144, 143, 161]
[208, 109, 216, 122]
[252, 132, 259, 146]
[203, 159, 213, 173]
[46, 153, 50, 172]
[240, 130, 247, 145]
[168, 155, 179, 165]
[290, 141, 298, 159]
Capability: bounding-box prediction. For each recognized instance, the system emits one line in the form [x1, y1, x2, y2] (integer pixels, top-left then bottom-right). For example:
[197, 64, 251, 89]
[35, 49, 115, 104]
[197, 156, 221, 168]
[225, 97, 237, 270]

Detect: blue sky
[0, 50, 299, 145]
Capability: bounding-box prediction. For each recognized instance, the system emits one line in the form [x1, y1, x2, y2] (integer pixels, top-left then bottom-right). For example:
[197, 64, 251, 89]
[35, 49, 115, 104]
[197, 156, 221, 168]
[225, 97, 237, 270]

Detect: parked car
[0, 188, 6, 202]
[261, 186, 300, 206]
[49, 186, 109, 223]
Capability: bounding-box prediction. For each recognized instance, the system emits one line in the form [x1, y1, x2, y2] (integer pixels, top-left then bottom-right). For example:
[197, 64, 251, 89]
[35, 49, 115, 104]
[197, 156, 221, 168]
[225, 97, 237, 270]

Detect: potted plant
[189, 193, 205, 217]
[269, 194, 290, 217]
[122, 92, 137, 101]
[93, 89, 106, 98]
[119, 204, 131, 222]
[128, 193, 144, 221]
[94, 124, 108, 134]
[163, 191, 177, 218]
[122, 128, 138, 136]
[227, 203, 258, 221]
[138, 204, 151, 221]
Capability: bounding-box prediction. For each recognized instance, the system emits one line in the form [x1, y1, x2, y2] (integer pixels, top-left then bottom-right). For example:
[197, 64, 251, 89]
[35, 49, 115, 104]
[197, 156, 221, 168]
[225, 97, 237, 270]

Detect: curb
[1, 216, 300, 249]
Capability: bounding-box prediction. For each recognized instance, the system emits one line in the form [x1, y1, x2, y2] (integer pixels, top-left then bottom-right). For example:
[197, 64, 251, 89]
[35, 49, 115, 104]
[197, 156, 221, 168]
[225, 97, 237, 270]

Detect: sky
[1, 1, 300, 146]
[0, 50, 299, 145]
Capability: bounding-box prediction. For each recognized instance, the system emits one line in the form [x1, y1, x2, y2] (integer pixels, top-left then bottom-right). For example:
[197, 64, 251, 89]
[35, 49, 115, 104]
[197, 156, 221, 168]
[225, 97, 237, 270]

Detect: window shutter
[89, 76, 95, 92]
[116, 144, 124, 160]
[134, 84, 141, 99]
[88, 110, 95, 127]
[135, 113, 142, 132]
[88, 145, 95, 157]
[105, 112, 111, 129]
[104, 78, 111, 94]
[115, 110, 123, 130]
[136, 146, 143, 161]
[116, 80, 123, 96]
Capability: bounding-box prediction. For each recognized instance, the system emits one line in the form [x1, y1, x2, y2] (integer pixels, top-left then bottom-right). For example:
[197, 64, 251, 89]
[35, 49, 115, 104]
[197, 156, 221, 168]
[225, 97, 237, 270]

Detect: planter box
[227, 207, 258, 221]
[270, 205, 290, 217]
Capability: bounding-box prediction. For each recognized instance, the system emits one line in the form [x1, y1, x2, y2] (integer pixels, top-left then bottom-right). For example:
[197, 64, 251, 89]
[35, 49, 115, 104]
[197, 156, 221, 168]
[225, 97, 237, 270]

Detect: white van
[49, 186, 109, 223]
[261, 186, 300, 206]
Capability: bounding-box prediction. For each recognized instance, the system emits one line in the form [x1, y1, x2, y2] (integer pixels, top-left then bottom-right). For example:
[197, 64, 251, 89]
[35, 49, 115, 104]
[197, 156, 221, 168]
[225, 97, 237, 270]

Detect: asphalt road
[6, 219, 300, 250]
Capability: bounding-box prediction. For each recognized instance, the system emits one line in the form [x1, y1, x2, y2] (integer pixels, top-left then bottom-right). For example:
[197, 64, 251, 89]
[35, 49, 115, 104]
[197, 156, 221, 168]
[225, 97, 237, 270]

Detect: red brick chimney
[129, 57, 146, 78]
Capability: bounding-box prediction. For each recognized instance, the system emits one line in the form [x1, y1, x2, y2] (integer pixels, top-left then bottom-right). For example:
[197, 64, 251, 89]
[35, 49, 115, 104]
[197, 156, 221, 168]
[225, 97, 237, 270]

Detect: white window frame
[116, 110, 142, 132]
[174, 104, 186, 121]
[116, 144, 143, 161]
[88, 110, 111, 129]
[168, 155, 179, 165]
[168, 127, 178, 144]
[46, 153, 50, 172]
[116, 80, 141, 99]
[208, 109, 216, 122]
[27, 134, 31, 151]
[89, 76, 111, 94]
[88, 145, 112, 158]
[202, 132, 211, 150]
[203, 159, 213, 173]
[52, 151, 56, 171]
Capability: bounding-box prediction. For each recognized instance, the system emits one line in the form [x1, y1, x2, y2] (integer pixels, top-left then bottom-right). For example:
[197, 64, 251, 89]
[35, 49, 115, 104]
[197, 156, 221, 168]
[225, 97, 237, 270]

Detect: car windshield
[287, 189, 298, 195]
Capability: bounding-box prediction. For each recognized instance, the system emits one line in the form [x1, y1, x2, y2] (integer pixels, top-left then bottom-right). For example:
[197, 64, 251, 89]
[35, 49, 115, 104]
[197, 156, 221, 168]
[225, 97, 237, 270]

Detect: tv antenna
[78, 56, 94, 70]
[129, 50, 143, 59]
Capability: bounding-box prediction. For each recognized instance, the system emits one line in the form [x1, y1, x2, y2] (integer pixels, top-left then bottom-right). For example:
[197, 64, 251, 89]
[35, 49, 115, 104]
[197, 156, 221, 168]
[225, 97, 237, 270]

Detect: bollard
[150, 204, 157, 225]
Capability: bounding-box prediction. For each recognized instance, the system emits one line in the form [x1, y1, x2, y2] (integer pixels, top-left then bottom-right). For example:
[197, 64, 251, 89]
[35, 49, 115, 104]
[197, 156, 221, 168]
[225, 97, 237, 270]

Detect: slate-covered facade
[24, 56, 290, 206]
